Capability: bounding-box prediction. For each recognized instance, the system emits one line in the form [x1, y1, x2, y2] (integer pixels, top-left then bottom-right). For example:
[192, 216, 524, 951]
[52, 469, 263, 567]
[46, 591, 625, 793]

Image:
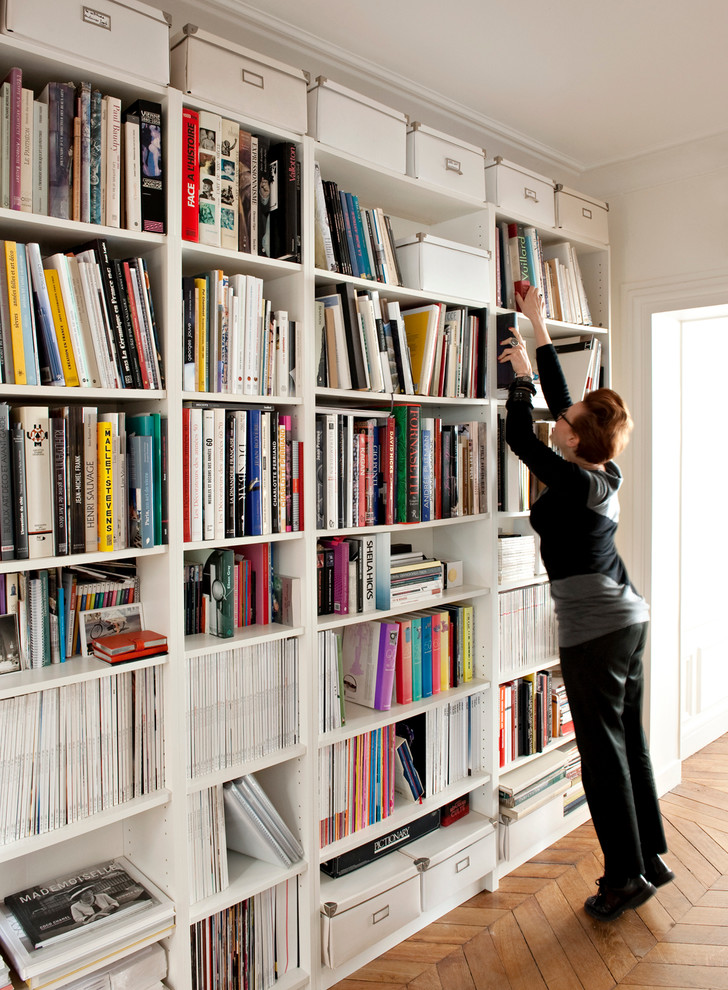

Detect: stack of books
[315, 288, 486, 400]
[497, 534, 537, 584]
[499, 582, 558, 676]
[318, 628, 346, 733]
[181, 271, 298, 396]
[187, 786, 229, 903]
[316, 405, 487, 531]
[182, 406, 303, 541]
[223, 772, 304, 867]
[316, 532, 389, 617]
[183, 109, 298, 260]
[389, 548, 444, 608]
[1, 239, 164, 390]
[0, 858, 174, 990]
[551, 670, 574, 737]
[2, 68, 163, 232]
[498, 749, 569, 821]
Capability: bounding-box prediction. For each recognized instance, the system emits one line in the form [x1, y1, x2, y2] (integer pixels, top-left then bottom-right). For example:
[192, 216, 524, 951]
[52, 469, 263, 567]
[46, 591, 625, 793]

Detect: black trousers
[559, 621, 666, 883]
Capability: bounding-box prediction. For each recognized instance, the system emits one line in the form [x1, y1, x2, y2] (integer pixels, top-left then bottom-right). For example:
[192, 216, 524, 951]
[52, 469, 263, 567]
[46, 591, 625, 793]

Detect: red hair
[571, 388, 633, 464]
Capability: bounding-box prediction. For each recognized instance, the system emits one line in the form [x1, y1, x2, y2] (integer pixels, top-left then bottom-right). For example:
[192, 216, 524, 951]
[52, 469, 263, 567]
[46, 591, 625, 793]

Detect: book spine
[19, 87, 33, 212]
[5, 67, 22, 210]
[182, 107, 199, 241]
[97, 421, 114, 551]
[122, 107, 141, 233]
[50, 411, 69, 556]
[16, 407, 53, 558]
[0, 404, 15, 558]
[220, 118, 239, 253]
[4, 241, 27, 384]
[136, 101, 165, 234]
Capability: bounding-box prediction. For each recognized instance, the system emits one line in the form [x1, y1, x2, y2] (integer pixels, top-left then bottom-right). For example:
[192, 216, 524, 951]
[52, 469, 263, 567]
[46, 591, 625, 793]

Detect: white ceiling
[170, 0, 728, 174]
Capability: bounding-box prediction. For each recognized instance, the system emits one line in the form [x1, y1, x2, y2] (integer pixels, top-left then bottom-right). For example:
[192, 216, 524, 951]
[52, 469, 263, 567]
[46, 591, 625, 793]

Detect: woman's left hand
[497, 325, 533, 377]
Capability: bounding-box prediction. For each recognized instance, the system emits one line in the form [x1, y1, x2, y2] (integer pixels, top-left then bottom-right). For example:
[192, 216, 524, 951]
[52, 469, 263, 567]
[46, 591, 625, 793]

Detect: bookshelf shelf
[181, 241, 302, 281]
[0, 383, 167, 400]
[0, 652, 168, 700]
[319, 772, 492, 862]
[184, 623, 305, 658]
[317, 584, 490, 631]
[186, 743, 307, 795]
[182, 391, 303, 405]
[316, 514, 489, 538]
[499, 732, 577, 779]
[0, 206, 167, 249]
[189, 854, 307, 925]
[319, 677, 491, 746]
[183, 531, 304, 551]
[498, 572, 550, 592]
[315, 387, 490, 408]
[313, 267, 488, 311]
[0, 544, 166, 575]
[499, 654, 560, 682]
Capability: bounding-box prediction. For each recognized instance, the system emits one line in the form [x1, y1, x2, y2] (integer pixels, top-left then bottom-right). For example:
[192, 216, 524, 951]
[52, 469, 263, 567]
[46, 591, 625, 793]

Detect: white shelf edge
[319, 678, 491, 746]
[0, 544, 166, 575]
[186, 743, 307, 794]
[499, 733, 577, 778]
[182, 391, 302, 405]
[0, 652, 168, 700]
[315, 386, 489, 407]
[183, 531, 304, 551]
[189, 854, 307, 925]
[184, 624, 305, 659]
[0, 790, 171, 864]
[313, 267, 490, 311]
[316, 513, 490, 538]
[499, 654, 560, 682]
[317, 584, 490, 631]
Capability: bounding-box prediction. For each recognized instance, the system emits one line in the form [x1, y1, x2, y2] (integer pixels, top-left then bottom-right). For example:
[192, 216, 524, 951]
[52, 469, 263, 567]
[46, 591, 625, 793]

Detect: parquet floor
[332, 732, 728, 989]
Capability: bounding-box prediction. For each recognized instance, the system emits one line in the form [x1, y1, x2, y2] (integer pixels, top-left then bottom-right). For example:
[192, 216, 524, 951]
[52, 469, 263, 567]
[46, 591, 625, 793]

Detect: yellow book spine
[97, 421, 114, 551]
[463, 605, 473, 682]
[44, 268, 80, 386]
[195, 277, 207, 393]
[4, 241, 27, 385]
[439, 611, 450, 692]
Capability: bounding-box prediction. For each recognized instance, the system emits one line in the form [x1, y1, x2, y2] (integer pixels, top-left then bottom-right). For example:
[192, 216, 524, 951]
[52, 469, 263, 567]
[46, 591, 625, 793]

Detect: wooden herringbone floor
[333, 732, 728, 989]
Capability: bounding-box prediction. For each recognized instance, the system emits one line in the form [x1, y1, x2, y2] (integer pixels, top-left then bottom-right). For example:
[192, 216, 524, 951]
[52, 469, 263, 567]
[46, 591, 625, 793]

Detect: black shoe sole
[647, 869, 675, 888]
[584, 880, 656, 922]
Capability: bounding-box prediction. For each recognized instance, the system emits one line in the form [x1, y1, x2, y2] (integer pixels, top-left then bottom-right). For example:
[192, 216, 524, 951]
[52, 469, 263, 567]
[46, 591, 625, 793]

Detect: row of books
[316, 406, 487, 531]
[184, 545, 299, 637]
[499, 668, 573, 767]
[182, 405, 303, 542]
[496, 221, 592, 326]
[562, 742, 585, 815]
[1, 238, 164, 390]
[182, 270, 298, 396]
[187, 786, 228, 904]
[2, 67, 164, 232]
[0, 858, 173, 990]
[183, 107, 299, 261]
[0, 666, 163, 845]
[405, 696, 485, 801]
[319, 602, 477, 730]
[499, 583, 558, 675]
[316, 533, 387, 617]
[497, 413, 550, 511]
[0, 404, 166, 562]
[498, 534, 538, 585]
[316, 283, 487, 399]
[498, 748, 569, 821]
[190, 879, 298, 990]
[314, 166, 403, 284]
[185, 638, 298, 780]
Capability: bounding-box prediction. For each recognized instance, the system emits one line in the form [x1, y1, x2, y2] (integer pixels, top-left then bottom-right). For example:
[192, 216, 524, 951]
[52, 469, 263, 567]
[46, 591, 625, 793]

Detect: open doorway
[652, 304, 728, 758]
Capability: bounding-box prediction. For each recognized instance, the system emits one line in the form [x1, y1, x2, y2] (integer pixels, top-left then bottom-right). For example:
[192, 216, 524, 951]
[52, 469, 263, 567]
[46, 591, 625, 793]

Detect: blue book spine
[25, 244, 64, 385]
[338, 191, 360, 277]
[411, 616, 422, 701]
[90, 90, 103, 224]
[350, 194, 372, 278]
[15, 247, 38, 386]
[140, 434, 155, 548]
[58, 586, 65, 662]
[420, 614, 433, 698]
[245, 408, 262, 536]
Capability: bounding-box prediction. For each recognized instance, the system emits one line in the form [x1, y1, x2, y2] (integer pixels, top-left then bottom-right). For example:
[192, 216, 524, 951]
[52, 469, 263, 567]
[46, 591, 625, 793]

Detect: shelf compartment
[0, 790, 171, 864]
[499, 733, 577, 779]
[319, 678, 491, 747]
[182, 240, 301, 280]
[0, 205, 166, 252]
[317, 584, 490, 631]
[0, 652, 168, 701]
[183, 532, 303, 553]
[499, 654, 560, 682]
[319, 772, 491, 862]
[189, 853, 306, 925]
[313, 267, 488, 311]
[186, 743, 307, 794]
[184, 623, 304, 660]
[315, 387, 489, 408]
[316, 514, 489, 539]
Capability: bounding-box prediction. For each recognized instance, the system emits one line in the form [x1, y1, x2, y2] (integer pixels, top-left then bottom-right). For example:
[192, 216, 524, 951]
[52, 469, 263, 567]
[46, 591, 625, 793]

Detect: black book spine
[160, 415, 168, 544]
[323, 547, 334, 615]
[225, 410, 236, 539]
[68, 405, 85, 554]
[383, 213, 404, 286]
[0, 403, 15, 559]
[270, 141, 298, 261]
[234, 413, 246, 539]
[10, 422, 28, 560]
[337, 281, 368, 390]
[111, 259, 144, 388]
[182, 276, 195, 377]
[50, 411, 69, 556]
[129, 100, 165, 234]
[322, 180, 349, 275]
[337, 415, 345, 531]
[315, 416, 325, 531]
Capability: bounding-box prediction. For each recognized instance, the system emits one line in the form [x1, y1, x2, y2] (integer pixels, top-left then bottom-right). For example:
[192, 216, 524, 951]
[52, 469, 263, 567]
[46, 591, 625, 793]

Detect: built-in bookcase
[0, 26, 610, 990]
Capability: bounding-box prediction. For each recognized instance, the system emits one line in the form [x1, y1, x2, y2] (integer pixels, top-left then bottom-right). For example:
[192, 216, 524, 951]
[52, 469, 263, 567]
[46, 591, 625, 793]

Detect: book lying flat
[223, 773, 304, 867]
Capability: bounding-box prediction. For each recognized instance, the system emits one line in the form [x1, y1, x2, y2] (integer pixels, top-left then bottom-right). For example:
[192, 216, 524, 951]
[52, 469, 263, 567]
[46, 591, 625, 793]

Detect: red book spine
[385, 416, 395, 525]
[181, 107, 199, 241]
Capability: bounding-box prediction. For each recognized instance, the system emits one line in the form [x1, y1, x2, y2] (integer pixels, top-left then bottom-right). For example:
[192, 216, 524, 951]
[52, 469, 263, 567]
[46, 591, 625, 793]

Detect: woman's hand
[497, 325, 533, 378]
[516, 285, 551, 346]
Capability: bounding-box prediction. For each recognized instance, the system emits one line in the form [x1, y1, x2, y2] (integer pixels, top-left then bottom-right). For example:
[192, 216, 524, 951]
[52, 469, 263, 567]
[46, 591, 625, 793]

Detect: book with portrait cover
[125, 100, 165, 234]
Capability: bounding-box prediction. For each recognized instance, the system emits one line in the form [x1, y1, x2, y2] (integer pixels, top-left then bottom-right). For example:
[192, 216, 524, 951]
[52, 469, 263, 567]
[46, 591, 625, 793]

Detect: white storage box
[307, 76, 408, 174]
[1, 0, 171, 86]
[395, 232, 491, 301]
[485, 156, 556, 228]
[555, 184, 609, 244]
[320, 853, 420, 969]
[406, 122, 486, 200]
[399, 814, 496, 912]
[170, 25, 308, 134]
[498, 792, 568, 864]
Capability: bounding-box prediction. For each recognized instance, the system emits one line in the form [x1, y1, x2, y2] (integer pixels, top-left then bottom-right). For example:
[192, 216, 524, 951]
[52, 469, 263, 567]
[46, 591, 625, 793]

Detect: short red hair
[571, 388, 633, 464]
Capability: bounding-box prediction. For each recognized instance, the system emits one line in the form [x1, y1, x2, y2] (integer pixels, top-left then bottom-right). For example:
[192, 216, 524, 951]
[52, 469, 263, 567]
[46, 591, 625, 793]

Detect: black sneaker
[644, 855, 675, 888]
[584, 875, 656, 922]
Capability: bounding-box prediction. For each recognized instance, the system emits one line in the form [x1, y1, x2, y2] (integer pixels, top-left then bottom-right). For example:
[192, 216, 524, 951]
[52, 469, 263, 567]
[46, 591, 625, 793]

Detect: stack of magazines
[0, 858, 174, 990]
[223, 773, 304, 868]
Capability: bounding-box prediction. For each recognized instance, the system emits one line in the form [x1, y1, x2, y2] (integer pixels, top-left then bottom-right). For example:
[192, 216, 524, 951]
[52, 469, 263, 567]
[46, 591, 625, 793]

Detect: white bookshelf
[0, 23, 612, 990]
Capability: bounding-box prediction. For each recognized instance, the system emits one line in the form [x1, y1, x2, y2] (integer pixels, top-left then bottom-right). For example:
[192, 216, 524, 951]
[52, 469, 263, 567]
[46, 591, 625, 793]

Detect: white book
[313, 160, 336, 271]
[198, 110, 221, 247]
[188, 405, 203, 541]
[219, 117, 239, 252]
[324, 412, 338, 529]
[12, 406, 53, 558]
[76, 260, 115, 388]
[20, 88, 33, 212]
[275, 309, 289, 397]
[318, 294, 352, 391]
[230, 275, 245, 393]
[65, 256, 102, 388]
[261, 410, 271, 535]
[202, 407, 215, 540]
[341, 622, 382, 707]
[103, 95, 121, 228]
[44, 253, 93, 387]
[243, 273, 262, 394]
[356, 292, 385, 392]
[123, 113, 141, 232]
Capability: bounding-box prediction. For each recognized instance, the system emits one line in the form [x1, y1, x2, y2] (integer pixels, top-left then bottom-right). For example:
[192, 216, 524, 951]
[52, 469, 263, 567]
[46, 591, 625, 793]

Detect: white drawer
[308, 76, 407, 174]
[320, 854, 420, 969]
[170, 25, 308, 135]
[399, 814, 496, 912]
[406, 122, 486, 200]
[1, 0, 170, 86]
[395, 232, 490, 302]
[485, 156, 555, 228]
[555, 184, 609, 244]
